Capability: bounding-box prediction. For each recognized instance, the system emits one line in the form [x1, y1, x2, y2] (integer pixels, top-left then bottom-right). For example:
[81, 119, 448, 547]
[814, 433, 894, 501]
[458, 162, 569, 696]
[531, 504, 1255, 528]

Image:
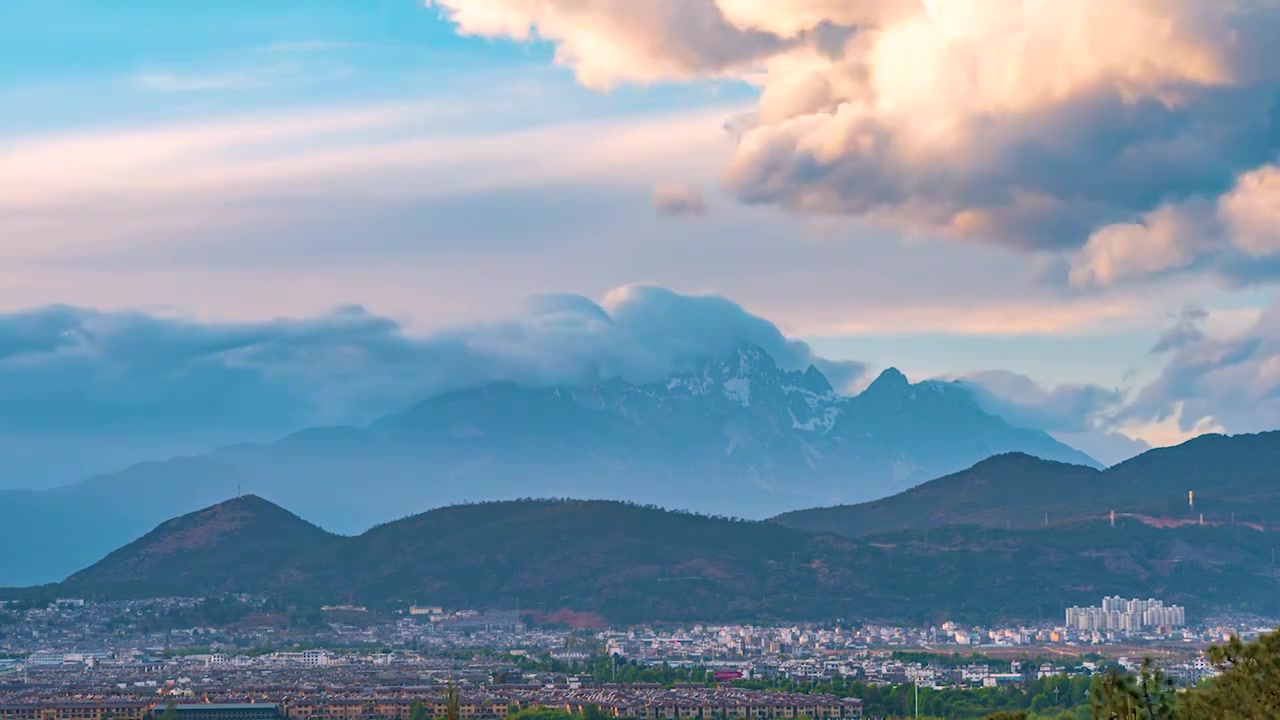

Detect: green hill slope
[41, 495, 1280, 625]
[64, 495, 340, 597]
[773, 432, 1280, 538]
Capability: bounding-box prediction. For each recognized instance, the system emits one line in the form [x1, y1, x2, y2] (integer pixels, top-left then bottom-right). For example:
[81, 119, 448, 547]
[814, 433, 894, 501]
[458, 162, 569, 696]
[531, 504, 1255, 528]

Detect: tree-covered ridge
[29, 494, 1280, 623]
[774, 431, 1280, 539]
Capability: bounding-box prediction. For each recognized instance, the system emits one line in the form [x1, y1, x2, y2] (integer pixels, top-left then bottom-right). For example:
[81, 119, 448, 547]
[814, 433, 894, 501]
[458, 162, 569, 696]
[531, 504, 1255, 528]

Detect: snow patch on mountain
[723, 378, 751, 407]
[781, 384, 841, 433]
[667, 374, 714, 396]
[788, 406, 841, 433]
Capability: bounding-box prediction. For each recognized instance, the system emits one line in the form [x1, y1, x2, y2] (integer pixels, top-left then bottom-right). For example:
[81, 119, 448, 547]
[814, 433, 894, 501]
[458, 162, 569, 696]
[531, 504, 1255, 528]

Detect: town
[1, 596, 1273, 720]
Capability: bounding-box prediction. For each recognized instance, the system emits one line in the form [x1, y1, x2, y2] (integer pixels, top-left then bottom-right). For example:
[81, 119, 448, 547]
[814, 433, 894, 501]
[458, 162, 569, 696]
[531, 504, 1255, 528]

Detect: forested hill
[772, 431, 1280, 538]
[37, 493, 1280, 625]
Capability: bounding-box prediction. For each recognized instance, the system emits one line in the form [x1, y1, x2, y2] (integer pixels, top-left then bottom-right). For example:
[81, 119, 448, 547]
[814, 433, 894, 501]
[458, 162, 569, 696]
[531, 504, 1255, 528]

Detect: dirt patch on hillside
[527, 609, 608, 629]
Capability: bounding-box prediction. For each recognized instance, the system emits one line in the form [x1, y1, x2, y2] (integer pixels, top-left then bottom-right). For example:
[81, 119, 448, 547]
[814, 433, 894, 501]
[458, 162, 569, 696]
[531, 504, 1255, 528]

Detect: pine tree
[445, 682, 461, 720]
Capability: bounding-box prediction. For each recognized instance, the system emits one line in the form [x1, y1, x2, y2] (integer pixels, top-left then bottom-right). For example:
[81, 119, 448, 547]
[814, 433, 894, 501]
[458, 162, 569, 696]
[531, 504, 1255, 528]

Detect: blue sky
[3, 0, 1280, 473]
[0, 0, 757, 135]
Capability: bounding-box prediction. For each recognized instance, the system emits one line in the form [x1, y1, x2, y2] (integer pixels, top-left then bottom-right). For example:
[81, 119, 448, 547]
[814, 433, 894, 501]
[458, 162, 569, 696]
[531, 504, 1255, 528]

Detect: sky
[3, 0, 1280, 484]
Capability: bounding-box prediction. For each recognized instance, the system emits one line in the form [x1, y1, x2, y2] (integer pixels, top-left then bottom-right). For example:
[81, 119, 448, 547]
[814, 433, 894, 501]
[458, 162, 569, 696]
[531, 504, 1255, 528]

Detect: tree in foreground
[445, 682, 461, 720]
[1089, 659, 1178, 720]
[1088, 628, 1280, 719]
[1180, 629, 1280, 718]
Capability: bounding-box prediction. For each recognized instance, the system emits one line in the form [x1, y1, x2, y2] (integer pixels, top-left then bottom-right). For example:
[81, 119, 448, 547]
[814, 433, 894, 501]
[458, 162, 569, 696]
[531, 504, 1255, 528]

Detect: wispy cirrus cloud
[0, 101, 738, 263]
[131, 69, 275, 93]
[803, 296, 1148, 337]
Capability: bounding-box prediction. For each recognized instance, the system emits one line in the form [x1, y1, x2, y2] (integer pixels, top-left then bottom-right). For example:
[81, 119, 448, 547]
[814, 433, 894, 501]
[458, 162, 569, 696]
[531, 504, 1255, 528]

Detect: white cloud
[432, 0, 1280, 266]
[1071, 163, 1280, 287]
[430, 0, 792, 89]
[1222, 165, 1280, 258]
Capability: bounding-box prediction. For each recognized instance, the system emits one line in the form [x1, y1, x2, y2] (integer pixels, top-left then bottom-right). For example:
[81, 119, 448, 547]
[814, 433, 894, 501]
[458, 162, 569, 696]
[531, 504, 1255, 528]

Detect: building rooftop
[176, 704, 280, 711]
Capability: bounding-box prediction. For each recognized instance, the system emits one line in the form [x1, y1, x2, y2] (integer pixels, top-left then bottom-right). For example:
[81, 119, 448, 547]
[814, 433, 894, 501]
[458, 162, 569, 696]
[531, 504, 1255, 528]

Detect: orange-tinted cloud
[434, 0, 1280, 272]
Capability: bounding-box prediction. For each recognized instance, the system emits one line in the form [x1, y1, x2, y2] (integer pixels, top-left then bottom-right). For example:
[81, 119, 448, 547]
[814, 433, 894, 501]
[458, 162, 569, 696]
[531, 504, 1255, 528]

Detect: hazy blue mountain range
[0, 344, 1095, 586]
[41, 490, 1280, 625]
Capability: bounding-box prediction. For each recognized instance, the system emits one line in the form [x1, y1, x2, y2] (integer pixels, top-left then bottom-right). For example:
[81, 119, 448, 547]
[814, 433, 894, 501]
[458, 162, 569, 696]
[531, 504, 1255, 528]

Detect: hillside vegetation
[45, 491, 1280, 624]
[773, 432, 1280, 538]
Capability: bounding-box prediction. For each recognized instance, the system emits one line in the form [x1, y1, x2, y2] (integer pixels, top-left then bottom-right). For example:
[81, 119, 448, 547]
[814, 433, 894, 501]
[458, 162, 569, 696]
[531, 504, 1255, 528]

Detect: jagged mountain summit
[367, 345, 1093, 511]
[0, 344, 1094, 586]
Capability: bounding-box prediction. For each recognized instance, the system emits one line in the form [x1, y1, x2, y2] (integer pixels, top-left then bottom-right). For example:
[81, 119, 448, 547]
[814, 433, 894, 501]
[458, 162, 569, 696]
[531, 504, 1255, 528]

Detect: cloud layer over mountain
[954, 371, 1122, 435]
[951, 370, 1147, 465]
[6, 284, 1280, 486]
[0, 286, 867, 431]
[956, 299, 1280, 461]
[433, 0, 1280, 282]
[0, 286, 863, 487]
